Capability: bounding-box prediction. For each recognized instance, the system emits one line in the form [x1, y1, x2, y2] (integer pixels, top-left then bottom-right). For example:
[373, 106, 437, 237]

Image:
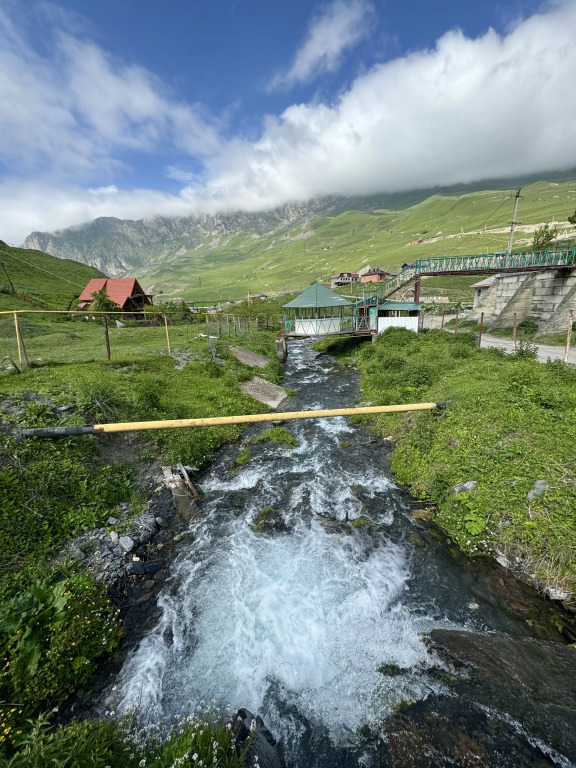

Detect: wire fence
[0, 310, 281, 371]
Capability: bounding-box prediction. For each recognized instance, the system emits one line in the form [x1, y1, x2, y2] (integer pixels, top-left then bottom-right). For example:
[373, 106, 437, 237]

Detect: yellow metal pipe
[92, 403, 442, 434]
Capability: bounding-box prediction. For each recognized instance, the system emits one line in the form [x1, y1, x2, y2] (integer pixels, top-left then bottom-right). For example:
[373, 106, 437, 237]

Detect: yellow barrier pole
[16, 402, 447, 438]
[93, 402, 443, 434]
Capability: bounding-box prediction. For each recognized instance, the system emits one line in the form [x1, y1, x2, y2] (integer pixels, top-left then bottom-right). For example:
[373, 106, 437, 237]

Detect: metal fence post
[478, 312, 484, 348]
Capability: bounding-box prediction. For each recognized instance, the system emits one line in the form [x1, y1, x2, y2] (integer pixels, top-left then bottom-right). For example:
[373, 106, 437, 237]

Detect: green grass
[0, 324, 281, 749]
[0, 241, 103, 311]
[2, 706, 251, 766]
[252, 426, 298, 448]
[348, 328, 576, 597]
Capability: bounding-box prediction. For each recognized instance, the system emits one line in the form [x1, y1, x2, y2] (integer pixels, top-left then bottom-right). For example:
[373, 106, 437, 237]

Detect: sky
[1, 0, 576, 244]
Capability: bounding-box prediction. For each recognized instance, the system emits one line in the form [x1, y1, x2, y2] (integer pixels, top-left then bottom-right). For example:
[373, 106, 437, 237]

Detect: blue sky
[0, 0, 574, 242]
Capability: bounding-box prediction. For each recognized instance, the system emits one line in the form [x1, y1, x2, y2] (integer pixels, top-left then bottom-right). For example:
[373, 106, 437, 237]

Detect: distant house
[330, 272, 359, 289]
[77, 278, 153, 311]
[360, 268, 391, 284]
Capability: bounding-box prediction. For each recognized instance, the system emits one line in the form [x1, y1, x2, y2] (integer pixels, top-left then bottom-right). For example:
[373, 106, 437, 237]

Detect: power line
[0, 249, 85, 289]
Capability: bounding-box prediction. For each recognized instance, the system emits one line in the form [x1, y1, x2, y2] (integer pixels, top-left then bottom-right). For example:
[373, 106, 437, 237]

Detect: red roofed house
[360, 268, 391, 284]
[77, 278, 153, 312]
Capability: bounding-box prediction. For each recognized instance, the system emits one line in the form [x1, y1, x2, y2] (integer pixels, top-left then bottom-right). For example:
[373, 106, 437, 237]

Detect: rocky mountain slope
[22, 178, 576, 302]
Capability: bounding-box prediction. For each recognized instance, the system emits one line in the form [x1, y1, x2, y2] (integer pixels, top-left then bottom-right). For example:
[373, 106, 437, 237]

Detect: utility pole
[1, 262, 16, 294]
[507, 188, 522, 253]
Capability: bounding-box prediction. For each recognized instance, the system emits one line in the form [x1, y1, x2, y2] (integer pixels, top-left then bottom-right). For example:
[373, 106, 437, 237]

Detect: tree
[568, 209, 576, 225]
[532, 223, 558, 251]
[90, 287, 117, 314]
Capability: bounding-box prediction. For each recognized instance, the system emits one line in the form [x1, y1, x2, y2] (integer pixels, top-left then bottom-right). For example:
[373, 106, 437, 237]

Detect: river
[108, 340, 575, 768]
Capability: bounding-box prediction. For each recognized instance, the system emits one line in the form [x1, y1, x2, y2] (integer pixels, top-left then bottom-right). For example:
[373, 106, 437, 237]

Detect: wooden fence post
[513, 313, 517, 348]
[441, 310, 446, 329]
[104, 315, 111, 360]
[164, 315, 171, 355]
[478, 312, 484, 348]
[454, 312, 459, 333]
[13, 312, 28, 367]
[565, 310, 574, 363]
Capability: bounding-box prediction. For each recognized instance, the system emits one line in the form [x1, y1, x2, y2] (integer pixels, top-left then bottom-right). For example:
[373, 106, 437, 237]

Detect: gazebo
[283, 283, 353, 336]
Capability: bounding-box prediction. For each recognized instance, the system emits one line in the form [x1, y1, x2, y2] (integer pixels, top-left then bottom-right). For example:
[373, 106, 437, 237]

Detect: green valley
[21, 178, 576, 305]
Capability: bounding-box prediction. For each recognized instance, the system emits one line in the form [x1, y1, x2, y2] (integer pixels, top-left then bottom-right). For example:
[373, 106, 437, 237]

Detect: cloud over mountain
[1, 0, 576, 243]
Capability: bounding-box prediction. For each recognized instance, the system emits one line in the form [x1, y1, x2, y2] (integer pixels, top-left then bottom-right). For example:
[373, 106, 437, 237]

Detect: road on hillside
[422, 316, 576, 365]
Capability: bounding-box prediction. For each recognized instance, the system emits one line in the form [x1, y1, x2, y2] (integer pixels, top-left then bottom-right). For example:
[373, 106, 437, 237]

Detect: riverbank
[315, 328, 576, 607]
[0, 329, 282, 760]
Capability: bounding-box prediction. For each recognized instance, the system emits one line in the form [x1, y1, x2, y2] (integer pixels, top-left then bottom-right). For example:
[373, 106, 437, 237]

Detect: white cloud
[268, 0, 373, 91]
[199, 0, 576, 208]
[2, 1, 576, 244]
[0, 9, 221, 183]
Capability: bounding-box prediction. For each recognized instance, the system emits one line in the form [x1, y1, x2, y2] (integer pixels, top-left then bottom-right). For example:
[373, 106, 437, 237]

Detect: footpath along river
[107, 340, 576, 768]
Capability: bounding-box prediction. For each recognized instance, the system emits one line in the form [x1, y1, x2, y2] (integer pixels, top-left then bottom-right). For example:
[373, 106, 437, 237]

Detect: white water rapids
[109, 342, 491, 766]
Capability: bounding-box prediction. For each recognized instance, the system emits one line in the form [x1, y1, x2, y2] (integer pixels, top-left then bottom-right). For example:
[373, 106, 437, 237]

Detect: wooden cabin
[77, 278, 153, 312]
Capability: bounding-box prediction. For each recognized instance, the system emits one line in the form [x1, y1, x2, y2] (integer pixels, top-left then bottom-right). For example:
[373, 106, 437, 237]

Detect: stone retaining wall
[468, 267, 576, 333]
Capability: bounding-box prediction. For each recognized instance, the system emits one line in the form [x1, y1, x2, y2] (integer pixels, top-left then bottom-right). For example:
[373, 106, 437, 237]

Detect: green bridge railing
[352, 248, 576, 305]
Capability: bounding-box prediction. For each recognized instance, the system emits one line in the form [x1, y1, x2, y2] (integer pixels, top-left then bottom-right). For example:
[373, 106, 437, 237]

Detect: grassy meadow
[0, 321, 281, 760]
[139, 179, 576, 302]
[0, 241, 103, 311]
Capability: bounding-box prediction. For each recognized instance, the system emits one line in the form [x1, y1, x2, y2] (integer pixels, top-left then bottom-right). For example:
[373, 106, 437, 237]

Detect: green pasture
[140, 179, 576, 302]
[0, 241, 103, 310]
[319, 328, 576, 597]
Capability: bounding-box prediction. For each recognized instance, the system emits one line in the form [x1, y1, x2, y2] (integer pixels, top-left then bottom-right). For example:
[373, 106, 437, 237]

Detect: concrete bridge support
[468, 267, 576, 332]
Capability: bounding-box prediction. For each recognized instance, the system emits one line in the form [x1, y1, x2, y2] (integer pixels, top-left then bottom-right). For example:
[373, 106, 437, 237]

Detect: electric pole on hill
[507, 187, 522, 253]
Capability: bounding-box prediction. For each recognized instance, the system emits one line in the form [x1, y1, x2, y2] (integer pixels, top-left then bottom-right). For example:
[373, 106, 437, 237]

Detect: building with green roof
[283, 283, 353, 336]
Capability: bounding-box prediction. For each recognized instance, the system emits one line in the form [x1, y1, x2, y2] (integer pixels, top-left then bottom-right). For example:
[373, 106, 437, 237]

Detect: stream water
[108, 341, 575, 767]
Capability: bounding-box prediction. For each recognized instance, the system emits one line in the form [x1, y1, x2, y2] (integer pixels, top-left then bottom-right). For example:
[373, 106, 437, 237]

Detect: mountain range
[22, 177, 576, 303]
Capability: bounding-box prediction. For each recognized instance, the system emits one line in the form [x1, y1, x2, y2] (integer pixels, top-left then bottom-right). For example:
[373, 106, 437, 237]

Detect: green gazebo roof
[283, 283, 352, 309]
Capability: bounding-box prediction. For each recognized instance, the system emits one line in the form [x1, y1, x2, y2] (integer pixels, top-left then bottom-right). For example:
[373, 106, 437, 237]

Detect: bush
[0, 574, 124, 723]
[353, 329, 576, 594]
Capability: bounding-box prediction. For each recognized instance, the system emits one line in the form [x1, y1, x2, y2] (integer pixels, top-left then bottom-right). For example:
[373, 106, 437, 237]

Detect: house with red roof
[77, 278, 153, 311]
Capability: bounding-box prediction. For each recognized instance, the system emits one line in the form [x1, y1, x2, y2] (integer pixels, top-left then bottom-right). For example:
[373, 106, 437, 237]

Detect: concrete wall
[467, 267, 576, 333]
[378, 316, 419, 333]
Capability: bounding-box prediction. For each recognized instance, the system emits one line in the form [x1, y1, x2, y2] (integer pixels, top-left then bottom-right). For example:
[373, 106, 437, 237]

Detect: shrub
[0, 574, 124, 723]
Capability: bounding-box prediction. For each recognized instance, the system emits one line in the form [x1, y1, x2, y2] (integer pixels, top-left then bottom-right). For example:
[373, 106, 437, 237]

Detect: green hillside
[0, 241, 104, 311]
[141, 179, 576, 302]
